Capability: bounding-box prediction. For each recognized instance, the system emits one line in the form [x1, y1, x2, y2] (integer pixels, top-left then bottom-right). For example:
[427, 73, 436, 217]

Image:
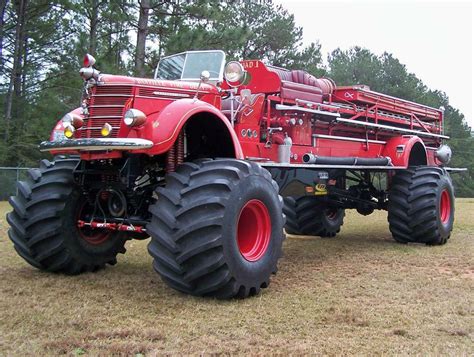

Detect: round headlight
[224, 61, 245, 84]
[124, 109, 146, 127]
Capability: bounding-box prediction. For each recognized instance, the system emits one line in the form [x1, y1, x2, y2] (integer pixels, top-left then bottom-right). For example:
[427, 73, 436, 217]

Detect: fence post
[0, 167, 32, 199]
[16, 168, 20, 196]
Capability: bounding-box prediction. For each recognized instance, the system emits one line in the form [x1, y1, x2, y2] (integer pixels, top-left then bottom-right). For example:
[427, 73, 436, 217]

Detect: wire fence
[0, 167, 32, 201]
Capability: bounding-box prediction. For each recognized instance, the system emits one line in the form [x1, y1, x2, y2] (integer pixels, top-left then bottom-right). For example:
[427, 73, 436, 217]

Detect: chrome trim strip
[87, 115, 122, 119]
[276, 104, 341, 118]
[99, 84, 209, 94]
[39, 138, 153, 152]
[89, 105, 125, 108]
[77, 126, 120, 130]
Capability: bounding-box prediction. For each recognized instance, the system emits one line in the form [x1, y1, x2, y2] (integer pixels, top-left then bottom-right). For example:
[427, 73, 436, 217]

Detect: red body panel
[131, 98, 243, 158]
[382, 136, 426, 167]
[51, 59, 446, 169]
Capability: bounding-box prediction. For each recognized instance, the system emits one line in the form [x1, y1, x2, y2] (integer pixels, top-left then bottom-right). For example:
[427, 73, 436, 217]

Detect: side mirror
[194, 70, 211, 100]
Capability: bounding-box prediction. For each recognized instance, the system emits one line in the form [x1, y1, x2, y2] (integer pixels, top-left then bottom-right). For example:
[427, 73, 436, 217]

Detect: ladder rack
[335, 118, 449, 139]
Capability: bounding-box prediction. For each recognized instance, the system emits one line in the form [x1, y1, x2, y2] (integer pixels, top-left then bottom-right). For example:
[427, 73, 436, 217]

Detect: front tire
[7, 158, 127, 274]
[147, 159, 285, 299]
[388, 166, 454, 245]
[283, 196, 345, 237]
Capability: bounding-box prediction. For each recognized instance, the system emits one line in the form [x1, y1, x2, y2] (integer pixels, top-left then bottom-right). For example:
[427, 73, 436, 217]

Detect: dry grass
[0, 199, 473, 355]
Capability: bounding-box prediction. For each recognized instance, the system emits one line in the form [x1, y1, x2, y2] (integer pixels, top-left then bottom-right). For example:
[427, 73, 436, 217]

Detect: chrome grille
[81, 85, 133, 138]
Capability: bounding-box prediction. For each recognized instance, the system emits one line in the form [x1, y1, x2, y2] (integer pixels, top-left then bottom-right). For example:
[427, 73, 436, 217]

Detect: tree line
[1, 0, 472, 196]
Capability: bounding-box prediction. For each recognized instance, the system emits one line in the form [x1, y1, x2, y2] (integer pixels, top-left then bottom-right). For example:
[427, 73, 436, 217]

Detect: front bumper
[39, 138, 154, 152]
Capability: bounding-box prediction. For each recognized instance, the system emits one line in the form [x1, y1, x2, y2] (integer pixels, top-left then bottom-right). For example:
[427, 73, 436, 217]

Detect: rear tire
[283, 196, 345, 237]
[147, 159, 285, 299]
[388, 166, 454, 245]
[7, 158, 127, 274]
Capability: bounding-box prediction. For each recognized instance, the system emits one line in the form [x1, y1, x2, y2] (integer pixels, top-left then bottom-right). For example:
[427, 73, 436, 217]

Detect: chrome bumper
[39, 138, 154, 152]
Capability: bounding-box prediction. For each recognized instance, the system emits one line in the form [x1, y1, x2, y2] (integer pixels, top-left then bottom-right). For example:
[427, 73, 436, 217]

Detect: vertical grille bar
[81, 85, 133, 138]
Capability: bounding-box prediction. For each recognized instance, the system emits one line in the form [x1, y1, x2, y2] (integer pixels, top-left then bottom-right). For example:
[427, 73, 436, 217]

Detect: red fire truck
[7, 50, 457, 298]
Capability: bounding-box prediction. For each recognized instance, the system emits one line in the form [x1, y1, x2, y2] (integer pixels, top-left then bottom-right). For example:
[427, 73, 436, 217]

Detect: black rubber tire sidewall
[320, 208, 345, 236]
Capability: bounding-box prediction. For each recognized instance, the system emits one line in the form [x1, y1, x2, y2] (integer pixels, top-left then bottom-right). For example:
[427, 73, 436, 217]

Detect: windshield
[155, 50, 225, 81]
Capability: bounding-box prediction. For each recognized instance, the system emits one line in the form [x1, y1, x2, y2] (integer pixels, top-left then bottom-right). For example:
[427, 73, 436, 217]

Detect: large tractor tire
[388, 166, 454, 245]
[7, 158, 127, 274]
[147, 159, 285, 299]
[283, 196, 345, 237]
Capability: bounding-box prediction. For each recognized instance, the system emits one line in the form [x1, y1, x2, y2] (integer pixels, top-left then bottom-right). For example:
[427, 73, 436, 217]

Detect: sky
[274, 0, 473, 129]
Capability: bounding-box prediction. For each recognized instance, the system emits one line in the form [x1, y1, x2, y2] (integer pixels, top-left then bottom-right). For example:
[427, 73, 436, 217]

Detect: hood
[99, 74, 220, 95]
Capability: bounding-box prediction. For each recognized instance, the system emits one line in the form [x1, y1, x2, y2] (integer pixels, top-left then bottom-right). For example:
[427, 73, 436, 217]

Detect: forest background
[1, 0, 472, 195]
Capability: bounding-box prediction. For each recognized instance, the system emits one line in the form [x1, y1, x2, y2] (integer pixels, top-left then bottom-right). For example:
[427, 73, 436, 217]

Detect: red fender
[49, 108, 83, 143]
[136, 98, 244, 159]
[382, 136, 427, 167]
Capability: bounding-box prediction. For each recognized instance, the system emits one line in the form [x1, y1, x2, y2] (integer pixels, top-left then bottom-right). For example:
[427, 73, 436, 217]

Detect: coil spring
[166, 144, 176, 172]
[176, 131, 184, 166]
[166, 131, 184, 173]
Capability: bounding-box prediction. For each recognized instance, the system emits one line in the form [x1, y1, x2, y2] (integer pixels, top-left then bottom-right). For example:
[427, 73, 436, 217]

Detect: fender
[382, 135, 427, 167]
[49, 107, 83, 141]
[137, 98, 244, 159]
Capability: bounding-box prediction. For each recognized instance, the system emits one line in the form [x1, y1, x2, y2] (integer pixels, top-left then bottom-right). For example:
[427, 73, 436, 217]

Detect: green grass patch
[1, 199, 473, 355]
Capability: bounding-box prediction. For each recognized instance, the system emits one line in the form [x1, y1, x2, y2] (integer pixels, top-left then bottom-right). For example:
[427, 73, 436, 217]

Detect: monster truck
[7, 50, 459, 298]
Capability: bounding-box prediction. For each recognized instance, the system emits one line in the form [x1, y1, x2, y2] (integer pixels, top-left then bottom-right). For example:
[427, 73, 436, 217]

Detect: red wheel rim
[76, 200, 110, 245]
[439, 189, 451, 225]
[237, 199, 271, 262]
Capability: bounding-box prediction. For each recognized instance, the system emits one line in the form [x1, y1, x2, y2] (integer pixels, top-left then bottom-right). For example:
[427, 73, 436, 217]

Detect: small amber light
[64, 125, 75, 139]
[101, 123, 112, 137]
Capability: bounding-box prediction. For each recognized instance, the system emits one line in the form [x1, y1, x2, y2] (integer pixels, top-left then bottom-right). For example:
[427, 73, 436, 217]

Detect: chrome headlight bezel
[124, 109, 147, 127]
[224, 61, 246, 84]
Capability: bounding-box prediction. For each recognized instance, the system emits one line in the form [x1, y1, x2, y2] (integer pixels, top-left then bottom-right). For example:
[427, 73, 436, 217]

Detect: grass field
[0, 199, 473, 355]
